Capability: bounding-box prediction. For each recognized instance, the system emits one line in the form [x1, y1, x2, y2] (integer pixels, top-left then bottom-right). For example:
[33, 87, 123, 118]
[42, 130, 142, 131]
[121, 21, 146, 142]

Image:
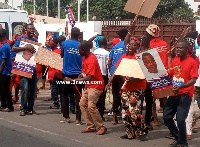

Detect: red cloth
[150, 38, 169, 69]
[6, 39, 12, 46]
[168, 56, 199, 97]
[48, 48, 63, 81]
[115, 54, 146, 91]
[112, 38, 121, 46]
[82, 53, 104, 90]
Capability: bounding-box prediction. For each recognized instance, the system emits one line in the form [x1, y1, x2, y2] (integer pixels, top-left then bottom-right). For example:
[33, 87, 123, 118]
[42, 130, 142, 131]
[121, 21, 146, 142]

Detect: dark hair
[79, 40, 93, 51]
[0, 28, 6, 38]
[52, 38, 59, 45]
[99, 37, 107, 47]
[185, 31, 198, 40]
[179, 40, 191, 49]
[71, 27, 80, 39]
[58, 35, 66, 44]
[117, 29, 128, 40]
[140, 36, 150, 49]
[142, 52, 153, 60]
[25, 23, 34, 29]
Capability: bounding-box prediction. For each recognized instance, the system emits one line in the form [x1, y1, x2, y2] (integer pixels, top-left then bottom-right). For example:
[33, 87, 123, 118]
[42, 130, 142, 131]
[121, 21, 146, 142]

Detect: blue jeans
[20, 71, 37, 111]
[51, 73, 63, 110]
[163, 93, 192, 146]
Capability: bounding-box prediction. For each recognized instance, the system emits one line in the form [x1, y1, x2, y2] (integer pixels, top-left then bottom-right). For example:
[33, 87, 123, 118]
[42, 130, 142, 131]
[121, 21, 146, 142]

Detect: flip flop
[49, 106, 59, 109]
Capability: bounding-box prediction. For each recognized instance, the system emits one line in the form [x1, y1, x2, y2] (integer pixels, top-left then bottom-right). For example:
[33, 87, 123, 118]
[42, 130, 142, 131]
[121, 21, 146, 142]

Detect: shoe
[20, 110, 26, 116]
[60, 118, 70, 123]
[0, 106, 6, 111]
[70, 110, 76, 114]
[96, 126, 107, 135]
[75, 120, 83, 125]
[26, 110, 33, 115]
[165, 133, 175, 140]
[108, 111, 113, 116]
[179, 145, 189, 147]
[120, 134, 135, 140]
[146, 125, 153, 131]
[2, 108, 14, 112]
[49, 105, 59, 109]
[186, 134, 191, 140]
[81, 128, 96, 133]
[169, 140, 179, 147]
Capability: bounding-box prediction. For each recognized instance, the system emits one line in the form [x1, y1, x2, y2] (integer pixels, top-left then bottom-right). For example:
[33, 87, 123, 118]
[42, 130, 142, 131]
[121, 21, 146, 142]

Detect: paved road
[0, 88, 200, 147]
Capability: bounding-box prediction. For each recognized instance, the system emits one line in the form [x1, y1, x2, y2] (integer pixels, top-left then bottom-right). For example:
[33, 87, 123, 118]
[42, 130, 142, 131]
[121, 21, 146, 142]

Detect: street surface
[0, 83, 200, 147]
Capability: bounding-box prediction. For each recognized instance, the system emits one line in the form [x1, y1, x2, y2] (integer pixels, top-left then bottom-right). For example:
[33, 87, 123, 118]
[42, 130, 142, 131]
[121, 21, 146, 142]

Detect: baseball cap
[146, 24, 160, 37]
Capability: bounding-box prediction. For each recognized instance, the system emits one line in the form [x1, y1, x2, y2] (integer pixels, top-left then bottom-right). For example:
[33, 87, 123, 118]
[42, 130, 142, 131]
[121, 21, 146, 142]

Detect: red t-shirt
[150, 38, 169, 69]
[115, 54, 146, 91]
[168, 56, 199, 97]
[48, 48, 63, 81]
[82, 53, 104, 90]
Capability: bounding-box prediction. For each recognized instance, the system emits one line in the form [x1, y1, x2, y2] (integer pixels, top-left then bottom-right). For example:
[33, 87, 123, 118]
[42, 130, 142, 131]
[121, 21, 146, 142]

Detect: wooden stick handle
[43, 67, 49, 77]
[132, 0, 146, 24]
[168, 26, 191, 53]
[121, 80, 128, 89]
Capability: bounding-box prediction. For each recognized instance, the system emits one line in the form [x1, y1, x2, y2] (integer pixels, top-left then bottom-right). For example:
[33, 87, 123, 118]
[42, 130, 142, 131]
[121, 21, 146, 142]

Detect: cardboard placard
[35, 47, 63, 71]
[12, 38, 41, 78]
[136, 48, 174, 99]
[124, 0, 160, 18]
[114, 58, 145, 79]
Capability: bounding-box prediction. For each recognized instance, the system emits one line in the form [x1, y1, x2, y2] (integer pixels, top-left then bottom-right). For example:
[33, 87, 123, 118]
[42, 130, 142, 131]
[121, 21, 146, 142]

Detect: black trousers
[112, 75, 123, 113]
[62, 74, 83, 121]
[96, 75, 108, 118]
[0, 75, 13, 109]
[144, 85, 153, 125]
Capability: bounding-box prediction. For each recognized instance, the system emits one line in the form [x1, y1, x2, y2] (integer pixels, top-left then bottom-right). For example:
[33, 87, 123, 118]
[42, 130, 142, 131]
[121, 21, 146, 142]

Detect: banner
[12, 38, 41, 78]
[66, 7, 75, 27]
[35, 47, 63, 71]
[136, 48, 174, 98]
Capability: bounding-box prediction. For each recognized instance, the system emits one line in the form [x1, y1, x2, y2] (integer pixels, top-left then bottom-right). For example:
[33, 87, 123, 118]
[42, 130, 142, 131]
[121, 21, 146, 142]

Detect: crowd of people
[0, 21, 200, 147]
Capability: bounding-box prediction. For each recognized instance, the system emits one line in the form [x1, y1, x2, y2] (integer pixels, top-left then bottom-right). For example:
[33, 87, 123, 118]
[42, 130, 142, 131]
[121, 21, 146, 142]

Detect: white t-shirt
[94, 48, 109, 76]
[195, 49, 200, 87]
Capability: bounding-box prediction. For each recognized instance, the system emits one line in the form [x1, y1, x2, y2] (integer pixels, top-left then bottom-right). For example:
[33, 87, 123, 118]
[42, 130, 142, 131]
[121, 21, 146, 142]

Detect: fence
[102, 17, 196, 46]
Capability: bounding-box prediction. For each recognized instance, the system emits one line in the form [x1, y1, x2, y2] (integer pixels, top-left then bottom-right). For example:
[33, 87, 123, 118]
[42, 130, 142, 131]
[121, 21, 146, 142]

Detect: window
[12, 22, 23, 36]
[0, 22, 9, 39]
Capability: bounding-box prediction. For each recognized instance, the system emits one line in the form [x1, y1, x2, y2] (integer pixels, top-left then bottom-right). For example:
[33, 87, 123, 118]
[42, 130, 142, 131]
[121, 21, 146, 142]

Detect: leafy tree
[153, 0, 194, 18]
[23, 0, 194, 21]
[80, 0, 194, 20]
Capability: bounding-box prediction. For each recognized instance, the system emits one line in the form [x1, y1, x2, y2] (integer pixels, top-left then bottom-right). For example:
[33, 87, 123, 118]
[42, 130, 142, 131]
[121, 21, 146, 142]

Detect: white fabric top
[195, 49, 200, 87]
[94, 48, 109, 76]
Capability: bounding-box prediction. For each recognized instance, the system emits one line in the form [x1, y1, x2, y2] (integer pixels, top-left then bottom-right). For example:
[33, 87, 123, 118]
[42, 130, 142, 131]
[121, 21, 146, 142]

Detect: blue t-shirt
[0, 43, 12, 75]
[94, 35, 104, 49]
[109, 41, 126, 75]
[14, 36, 38, 47]
[61, 40, 82, 75]
[12, 36, 38, 58]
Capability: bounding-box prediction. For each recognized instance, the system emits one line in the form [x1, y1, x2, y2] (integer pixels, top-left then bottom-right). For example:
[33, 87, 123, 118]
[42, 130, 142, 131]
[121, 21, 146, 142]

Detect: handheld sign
[124, 0, 160, 18]
[35, 47, 63, 71]
[12, 38, 41, 78]
[136, 48, 174, 99]
[115, 58, 145, 79]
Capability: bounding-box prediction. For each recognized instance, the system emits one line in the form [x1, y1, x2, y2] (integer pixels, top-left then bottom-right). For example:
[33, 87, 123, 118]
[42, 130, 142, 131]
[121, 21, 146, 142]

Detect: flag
[66, 7, 75, 27]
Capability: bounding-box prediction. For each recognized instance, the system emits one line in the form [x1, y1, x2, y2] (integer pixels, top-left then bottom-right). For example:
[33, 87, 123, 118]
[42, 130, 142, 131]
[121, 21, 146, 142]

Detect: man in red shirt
[163, 40, 198, 147]
[66, 40, 107, 135]
[145, 24, 169, 127]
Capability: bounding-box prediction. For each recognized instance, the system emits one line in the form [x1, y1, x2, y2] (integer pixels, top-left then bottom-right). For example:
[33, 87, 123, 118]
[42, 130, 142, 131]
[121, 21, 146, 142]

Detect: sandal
[49, 105, 59, 109]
